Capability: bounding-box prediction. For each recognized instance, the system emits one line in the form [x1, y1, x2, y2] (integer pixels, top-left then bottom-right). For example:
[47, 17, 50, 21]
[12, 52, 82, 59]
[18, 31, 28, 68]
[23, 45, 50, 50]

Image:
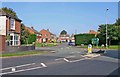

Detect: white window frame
[10, 33, 20, 46]
[10, 18, 15, 30]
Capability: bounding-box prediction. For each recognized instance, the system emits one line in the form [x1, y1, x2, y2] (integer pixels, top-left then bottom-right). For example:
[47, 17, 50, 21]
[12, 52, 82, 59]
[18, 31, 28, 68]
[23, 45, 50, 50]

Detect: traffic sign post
[91, 38, 99, 48]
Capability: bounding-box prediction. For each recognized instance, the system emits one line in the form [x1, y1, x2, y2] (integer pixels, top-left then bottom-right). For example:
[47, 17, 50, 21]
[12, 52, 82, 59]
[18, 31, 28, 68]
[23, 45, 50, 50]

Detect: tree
[1, 7, 17, 17]
[97, 18, 120, 45]
[21, 24, 37, 44]
[21, 23, 31, 44]
[60, 30, 67, 35]
[28, 34, 36, 44]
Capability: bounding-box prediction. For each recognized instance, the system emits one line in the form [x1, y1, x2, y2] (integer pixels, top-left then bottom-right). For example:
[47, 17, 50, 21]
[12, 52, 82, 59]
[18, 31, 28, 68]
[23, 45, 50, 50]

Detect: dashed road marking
[0, 62, 47, 75]
[0, 63, 36, 70]
[41, 63, 47, 67]
[1, 66, 43, 75]
[63, 58, 69, 62]
[51, 51, 56, 53]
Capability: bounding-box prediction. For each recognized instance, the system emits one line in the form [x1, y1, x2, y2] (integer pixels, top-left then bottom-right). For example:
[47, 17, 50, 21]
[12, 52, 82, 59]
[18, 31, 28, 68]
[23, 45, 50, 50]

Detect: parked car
[68, 42, 75, 46]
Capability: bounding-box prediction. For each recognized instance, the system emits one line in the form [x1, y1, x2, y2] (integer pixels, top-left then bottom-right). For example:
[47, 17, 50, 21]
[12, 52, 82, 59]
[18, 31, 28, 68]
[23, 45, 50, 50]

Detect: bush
[74, 34, 95, 45]
[28, 34, 36, 44]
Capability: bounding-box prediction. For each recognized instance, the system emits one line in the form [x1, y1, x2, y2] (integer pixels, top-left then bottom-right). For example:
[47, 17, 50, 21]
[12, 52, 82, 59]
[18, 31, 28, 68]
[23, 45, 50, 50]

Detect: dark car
[68, 42, 75, 46]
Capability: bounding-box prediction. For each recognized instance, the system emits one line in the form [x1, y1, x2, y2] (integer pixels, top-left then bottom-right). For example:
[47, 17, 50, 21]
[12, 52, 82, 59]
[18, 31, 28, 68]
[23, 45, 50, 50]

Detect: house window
[14, 35, 19, 46]
[10, 34, 19, 46]
[10, 18, 15, 30]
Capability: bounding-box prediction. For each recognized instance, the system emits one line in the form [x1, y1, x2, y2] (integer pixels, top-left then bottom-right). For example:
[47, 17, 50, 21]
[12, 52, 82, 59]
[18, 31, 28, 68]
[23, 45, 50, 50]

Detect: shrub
[74, 34, 95, 45]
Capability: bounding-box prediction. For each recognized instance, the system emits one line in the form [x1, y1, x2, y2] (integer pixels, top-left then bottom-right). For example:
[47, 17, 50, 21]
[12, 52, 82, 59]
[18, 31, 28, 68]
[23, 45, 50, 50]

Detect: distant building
[89, 30, 98, 35]
[39, 29, 56, 43]
[0, 9, 22, 51]
[70, 34, 75, 42]
[58, 34, 70, 42]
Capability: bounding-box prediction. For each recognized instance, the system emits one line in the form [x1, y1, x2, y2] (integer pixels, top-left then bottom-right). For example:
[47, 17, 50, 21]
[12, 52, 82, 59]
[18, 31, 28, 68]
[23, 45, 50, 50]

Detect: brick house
[0, 9, 22, 51]
[39, 29, 56, 43]
[24, 26, 41, 43]
[58, 34, 70, 42]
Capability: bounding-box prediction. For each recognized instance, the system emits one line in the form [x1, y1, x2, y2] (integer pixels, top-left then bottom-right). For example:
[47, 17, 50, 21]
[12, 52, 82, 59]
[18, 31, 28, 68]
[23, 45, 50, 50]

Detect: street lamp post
[106, 8, 109, 48]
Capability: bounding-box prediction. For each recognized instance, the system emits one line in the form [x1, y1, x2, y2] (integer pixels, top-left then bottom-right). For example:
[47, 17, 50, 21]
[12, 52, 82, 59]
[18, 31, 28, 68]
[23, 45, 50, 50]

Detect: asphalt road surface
[1, 43, 119, 75]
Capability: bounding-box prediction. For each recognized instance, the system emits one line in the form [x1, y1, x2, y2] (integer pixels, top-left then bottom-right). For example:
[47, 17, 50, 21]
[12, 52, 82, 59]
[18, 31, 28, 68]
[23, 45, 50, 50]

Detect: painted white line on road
[55, 56, 75, 61]
[0, 63, 36, 71]
[1, 66, 43, 75]
[16, 63, 36, 68]
[51, 51, 56, 53]
[41, 63, 47, 67]
[63, 58, 69, 62]
[69, 57, 92, 63]
[11, 67, 16, 72]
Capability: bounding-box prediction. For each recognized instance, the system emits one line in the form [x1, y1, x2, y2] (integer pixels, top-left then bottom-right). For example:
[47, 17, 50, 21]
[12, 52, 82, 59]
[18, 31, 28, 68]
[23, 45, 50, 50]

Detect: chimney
[31, 26, 34, 29]
[47, 29, 49, 31]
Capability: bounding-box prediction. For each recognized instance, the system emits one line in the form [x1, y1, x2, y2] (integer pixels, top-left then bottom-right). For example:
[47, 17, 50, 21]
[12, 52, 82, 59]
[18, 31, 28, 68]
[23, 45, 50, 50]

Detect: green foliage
[28, 34, 36, 44]
[36, 43, 57, 47]
[60, 30, 67, 35]
[1, 7, 17, 17]
[97, 18, 120, 45]
[21, 24, 30, 44]
[21, 24, 36, 44]
[74, 34, 95, 45]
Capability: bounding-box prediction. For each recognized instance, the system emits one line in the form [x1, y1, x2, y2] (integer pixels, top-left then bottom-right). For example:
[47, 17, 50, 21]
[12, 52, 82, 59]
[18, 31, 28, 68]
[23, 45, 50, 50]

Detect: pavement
[1, 43, 119, 75]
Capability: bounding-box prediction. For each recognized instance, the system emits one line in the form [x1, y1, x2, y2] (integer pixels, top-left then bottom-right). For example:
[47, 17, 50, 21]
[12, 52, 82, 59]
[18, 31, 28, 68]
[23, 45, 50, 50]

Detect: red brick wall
[40, 30, 51, 38]
[6, 17, 21, 34]
[24, 26, 35, 34]
[0, 35, 6, 52]
[15, 20, 21, 34]
[40, 29, 51, 43]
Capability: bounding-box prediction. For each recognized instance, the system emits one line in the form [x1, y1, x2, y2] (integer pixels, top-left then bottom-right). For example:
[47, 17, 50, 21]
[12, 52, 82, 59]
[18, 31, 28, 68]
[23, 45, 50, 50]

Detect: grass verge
[0, 51, 48, 57]
[36, 43, 58, 47]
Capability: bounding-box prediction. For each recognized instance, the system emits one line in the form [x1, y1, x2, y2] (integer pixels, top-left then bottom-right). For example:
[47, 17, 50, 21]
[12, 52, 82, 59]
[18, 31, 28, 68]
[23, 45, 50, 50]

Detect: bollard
[88, 44, 92, 54]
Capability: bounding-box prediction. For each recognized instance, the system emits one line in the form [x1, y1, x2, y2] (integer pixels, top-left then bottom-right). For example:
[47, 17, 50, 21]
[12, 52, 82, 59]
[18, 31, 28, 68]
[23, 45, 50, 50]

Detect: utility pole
[106, 8, 109, 48]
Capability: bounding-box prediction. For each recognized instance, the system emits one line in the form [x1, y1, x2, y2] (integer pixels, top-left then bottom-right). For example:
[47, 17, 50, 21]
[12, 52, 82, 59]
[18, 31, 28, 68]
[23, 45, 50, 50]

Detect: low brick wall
[4, 44, 35, 53]
[0, 35, 6, 52]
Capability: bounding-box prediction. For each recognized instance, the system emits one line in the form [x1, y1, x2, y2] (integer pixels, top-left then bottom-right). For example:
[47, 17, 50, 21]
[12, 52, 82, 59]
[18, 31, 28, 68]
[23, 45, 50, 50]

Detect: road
[1, 43, 119, 75]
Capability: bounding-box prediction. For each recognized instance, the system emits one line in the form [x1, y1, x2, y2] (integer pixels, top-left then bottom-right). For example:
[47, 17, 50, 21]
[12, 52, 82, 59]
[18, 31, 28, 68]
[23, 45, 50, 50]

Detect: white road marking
[69, 57, 93, 63]
[63, 58, 69, 62]
[1, 62, 47, 75]
[41, 63, 47, 67]
[1, 66, 43, 75]
[11, 67, 16, 72]
[55, 56, 75, 61]
[55, 54, 100, 63]
[0, 63, 36, 70]
[51, 51, 56, 53]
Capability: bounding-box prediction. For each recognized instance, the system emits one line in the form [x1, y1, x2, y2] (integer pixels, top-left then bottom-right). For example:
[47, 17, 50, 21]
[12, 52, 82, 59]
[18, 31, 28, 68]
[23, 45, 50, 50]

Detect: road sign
[91, 38, 99, 45]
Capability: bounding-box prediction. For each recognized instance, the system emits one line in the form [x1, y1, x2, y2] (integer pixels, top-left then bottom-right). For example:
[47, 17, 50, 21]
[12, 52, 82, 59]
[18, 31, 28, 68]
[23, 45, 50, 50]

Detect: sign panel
[0, 16, 6, 35]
